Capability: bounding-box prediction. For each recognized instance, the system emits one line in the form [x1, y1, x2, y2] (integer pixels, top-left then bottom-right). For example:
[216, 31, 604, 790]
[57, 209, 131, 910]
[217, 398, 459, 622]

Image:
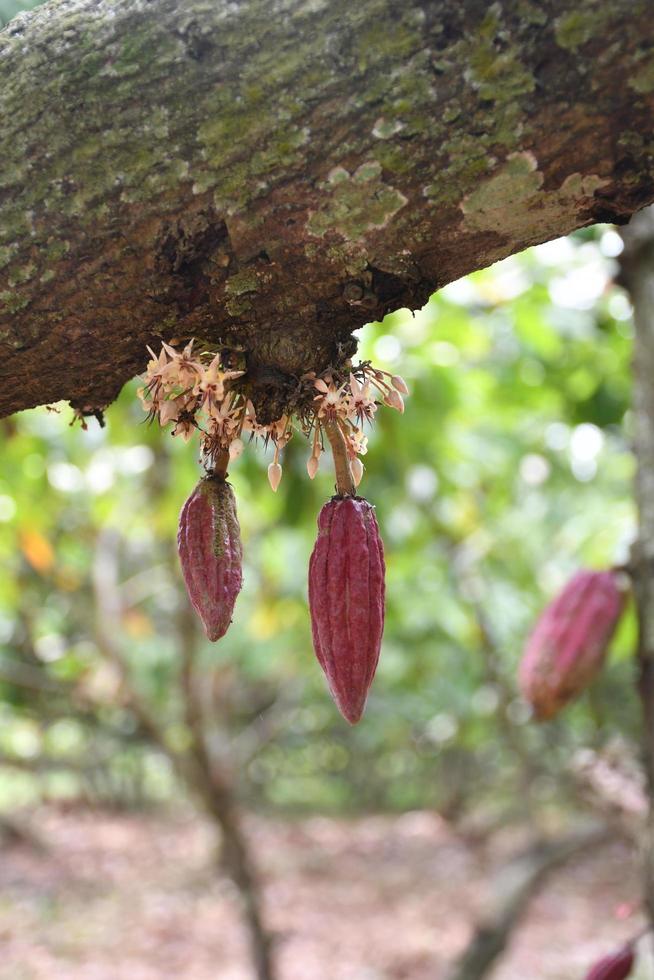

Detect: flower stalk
[324, 420, 356, 496]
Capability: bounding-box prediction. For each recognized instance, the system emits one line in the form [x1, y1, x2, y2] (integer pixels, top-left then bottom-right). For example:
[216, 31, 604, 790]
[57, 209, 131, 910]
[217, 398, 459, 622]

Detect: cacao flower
[519, 569, 626, 720]
[177, 475, 243, 641]
[584, 945, 635, 980]
[308, 496, 385, 724]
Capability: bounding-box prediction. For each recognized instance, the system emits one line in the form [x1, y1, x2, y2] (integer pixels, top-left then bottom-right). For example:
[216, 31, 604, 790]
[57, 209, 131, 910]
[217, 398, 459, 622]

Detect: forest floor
[0, 806, 648, 980]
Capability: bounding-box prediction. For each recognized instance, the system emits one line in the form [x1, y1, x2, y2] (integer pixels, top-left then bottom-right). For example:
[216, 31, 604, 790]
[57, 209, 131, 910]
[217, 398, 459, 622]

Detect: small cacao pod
[519, 569, 625, 720]
[308, 496, 385, 724]
[584, 945, 635, 980]
[177, 475, 243, 641]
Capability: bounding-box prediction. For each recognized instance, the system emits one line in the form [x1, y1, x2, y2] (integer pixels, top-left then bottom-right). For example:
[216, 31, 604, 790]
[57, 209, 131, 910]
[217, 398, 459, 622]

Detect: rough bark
[619, 208, 654, 934]
[1, 0, 654, 421]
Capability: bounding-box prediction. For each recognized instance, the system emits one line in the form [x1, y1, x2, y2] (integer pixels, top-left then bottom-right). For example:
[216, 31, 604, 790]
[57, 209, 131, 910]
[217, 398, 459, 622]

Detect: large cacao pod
[308, 496, 385, 724]
[519, 569, 625, 720]
[584, 945, 635, 980]
[177, 476, 243, 641]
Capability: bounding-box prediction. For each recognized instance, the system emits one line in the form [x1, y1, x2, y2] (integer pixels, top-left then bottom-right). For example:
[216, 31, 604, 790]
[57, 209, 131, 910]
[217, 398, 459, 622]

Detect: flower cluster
[306, 366, 407, 487]
[137, 341, 245, 456]
[138, 340, 408, 491]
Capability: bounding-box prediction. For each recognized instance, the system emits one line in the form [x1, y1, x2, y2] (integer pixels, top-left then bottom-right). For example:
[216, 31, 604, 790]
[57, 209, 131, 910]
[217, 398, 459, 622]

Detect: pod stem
[324, 420, 356, 496]
[209, 448, 230, 480]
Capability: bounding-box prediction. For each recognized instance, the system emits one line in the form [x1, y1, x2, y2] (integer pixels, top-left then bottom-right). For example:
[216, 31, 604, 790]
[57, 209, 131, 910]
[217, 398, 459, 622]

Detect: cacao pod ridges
[584, 945, 635, 980]
[519, 569, 626, 721]
[177, 475, 243, 642]
[308, 495, 385, 724]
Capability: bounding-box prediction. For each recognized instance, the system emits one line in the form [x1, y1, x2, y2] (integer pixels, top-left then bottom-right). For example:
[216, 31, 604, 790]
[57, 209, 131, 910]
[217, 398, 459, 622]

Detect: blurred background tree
[0, 0, 39, 23]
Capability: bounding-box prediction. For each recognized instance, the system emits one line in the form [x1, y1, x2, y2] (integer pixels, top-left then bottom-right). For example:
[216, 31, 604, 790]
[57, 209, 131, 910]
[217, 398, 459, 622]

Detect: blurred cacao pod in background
[519, 569, 626, 720]
[584, 944, 635, 980]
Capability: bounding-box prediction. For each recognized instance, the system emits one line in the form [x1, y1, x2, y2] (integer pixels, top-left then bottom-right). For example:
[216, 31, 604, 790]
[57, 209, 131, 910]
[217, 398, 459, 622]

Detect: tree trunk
[1, 0, 654, 420]
[177, 601, 275, 980]
[620, 208, 654, 931]
[196, 777, 274, 980]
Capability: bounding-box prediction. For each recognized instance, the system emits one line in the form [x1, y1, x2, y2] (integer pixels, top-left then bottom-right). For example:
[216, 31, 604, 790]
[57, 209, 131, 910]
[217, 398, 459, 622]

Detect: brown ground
[0, 807, 648, 980]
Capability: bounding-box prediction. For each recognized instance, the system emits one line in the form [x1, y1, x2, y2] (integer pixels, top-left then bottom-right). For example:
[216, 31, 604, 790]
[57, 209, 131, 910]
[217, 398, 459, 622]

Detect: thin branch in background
[91, 529, 173, 751]
[228, 681, 303, 771]
[0, 813, 46, 854]
[175, 595, 275, 980]
[91, 528, 276, 980]
[118, 563, 171, 607]
[0, 658, 65, 693]
[446, 538, 557, 820]
[452, 553, 535, 766]
[446, 823, 613, 980]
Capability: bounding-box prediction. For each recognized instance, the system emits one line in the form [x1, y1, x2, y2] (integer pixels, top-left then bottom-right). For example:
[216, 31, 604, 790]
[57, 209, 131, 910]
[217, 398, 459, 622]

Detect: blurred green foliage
[0, 226, 640, 819]
[0, 0, 42, 27]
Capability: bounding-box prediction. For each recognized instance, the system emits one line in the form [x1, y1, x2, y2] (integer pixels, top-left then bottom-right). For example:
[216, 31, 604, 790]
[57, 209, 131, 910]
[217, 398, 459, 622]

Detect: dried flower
[172, 417, 196, 442]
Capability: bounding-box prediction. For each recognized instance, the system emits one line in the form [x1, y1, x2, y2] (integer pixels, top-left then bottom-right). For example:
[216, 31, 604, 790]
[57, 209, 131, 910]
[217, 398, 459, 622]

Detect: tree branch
[446, 823, 612, 980]
[1, 0, 653, 419]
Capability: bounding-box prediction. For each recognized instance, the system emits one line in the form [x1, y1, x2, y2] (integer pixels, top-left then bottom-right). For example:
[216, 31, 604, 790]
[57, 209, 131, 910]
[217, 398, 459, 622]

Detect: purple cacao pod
[584, 945, 635, 980]
[519, 569, 625, 720]
[177, 476, 243, 641]
[308, 496, 385, 724]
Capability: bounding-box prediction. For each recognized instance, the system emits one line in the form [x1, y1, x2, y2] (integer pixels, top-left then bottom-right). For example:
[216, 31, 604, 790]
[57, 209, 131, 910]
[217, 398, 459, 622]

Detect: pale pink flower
[207, 396, 241, 443]
[143, 345, 169, 384]
[140, 346, 171, 407]
[159, 398, 182, 426]
[269, 416, 292, 447]
[197, 353, 244, 411]
[242, 402, 269, 439]
[347, 373, 377, 424]
[161, 340, 202, 390]
[346, 427, 368, 458]
[314, 378, 348, 422]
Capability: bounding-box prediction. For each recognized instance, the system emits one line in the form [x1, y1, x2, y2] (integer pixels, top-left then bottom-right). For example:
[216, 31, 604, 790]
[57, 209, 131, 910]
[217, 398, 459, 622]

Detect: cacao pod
[308, 496, 385, 724]
[177, 476, 243, 641]
[584, 945, 635, 980]
[519, 569, 625, 720]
